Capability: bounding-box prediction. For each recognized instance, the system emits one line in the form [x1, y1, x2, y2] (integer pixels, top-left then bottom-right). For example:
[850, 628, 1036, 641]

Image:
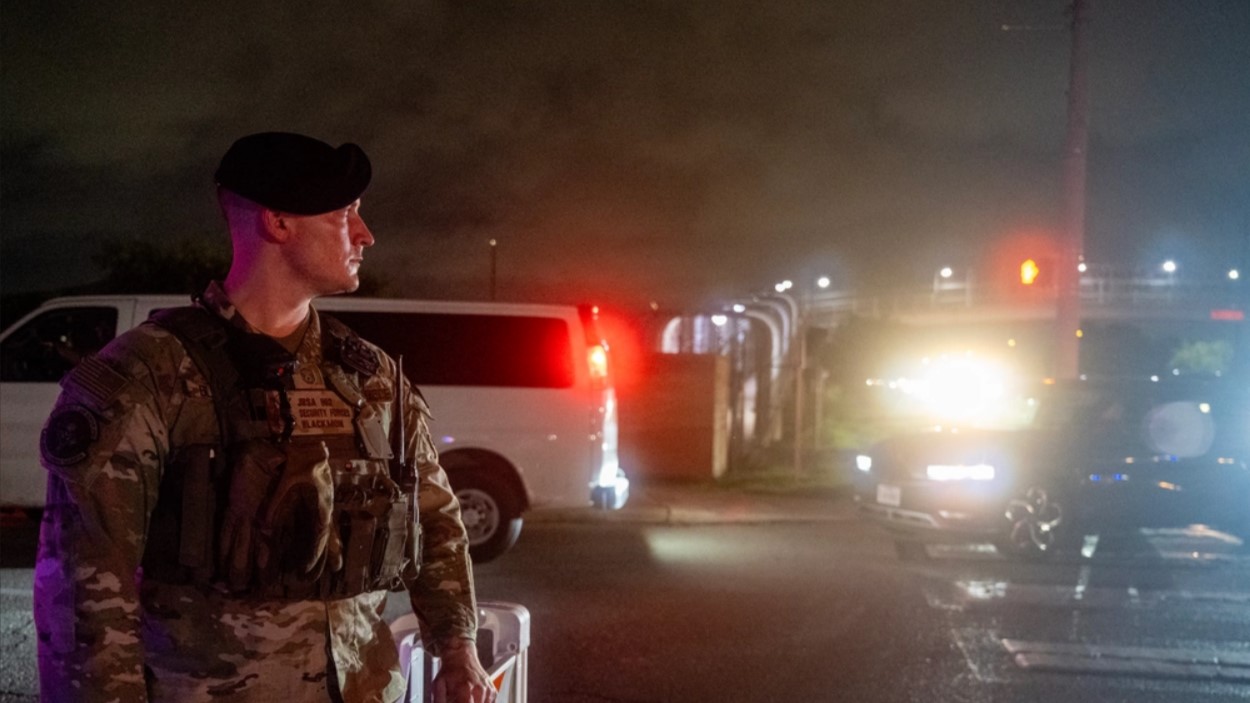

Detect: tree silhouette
[90, 236, 389, 297]
[3, 236, 390, 328]
[92, 235, 231, 295]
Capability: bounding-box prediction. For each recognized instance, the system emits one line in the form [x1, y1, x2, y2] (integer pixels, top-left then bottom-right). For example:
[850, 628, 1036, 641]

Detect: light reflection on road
[907, 525, 1250, 692]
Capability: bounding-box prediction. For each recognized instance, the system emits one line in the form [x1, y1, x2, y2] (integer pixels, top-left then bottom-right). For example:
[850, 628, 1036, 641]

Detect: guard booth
[640, 311, 783, 473]
[391, 601, 531, 702]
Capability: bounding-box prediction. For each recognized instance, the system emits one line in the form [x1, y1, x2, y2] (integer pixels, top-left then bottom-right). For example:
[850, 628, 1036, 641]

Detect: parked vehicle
[0, 294, 630, 562]
[853, 377, 1250, 559]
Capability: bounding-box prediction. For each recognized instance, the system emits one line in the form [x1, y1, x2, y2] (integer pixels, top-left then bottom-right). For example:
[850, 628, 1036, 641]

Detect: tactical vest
[141, 306, 418, 600]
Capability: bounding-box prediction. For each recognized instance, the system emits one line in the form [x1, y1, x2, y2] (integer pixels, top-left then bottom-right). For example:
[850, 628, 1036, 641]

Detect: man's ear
[260, 208, 291, 243]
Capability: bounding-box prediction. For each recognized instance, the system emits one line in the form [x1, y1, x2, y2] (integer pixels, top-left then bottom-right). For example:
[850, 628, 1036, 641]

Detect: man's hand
[433, 638, 497, 703]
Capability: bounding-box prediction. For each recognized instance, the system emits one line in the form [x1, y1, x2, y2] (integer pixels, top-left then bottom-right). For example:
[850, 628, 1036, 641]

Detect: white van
[0, 294, 630, 561]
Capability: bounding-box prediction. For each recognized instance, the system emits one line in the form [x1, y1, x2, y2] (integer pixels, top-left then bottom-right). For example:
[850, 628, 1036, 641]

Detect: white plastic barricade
[390, 601, 530, 703]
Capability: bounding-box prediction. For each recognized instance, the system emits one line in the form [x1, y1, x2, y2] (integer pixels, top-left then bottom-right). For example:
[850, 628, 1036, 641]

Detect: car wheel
[997, 486, 1066, 559]
[449, 469, 523, 564]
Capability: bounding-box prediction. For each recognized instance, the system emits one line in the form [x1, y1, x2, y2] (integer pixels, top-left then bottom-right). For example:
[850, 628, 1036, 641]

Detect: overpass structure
[804, 271, 1245, 328]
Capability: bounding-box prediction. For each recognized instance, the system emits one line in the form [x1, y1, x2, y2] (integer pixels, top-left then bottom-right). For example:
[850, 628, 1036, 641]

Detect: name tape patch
[285, 390, 356, 436]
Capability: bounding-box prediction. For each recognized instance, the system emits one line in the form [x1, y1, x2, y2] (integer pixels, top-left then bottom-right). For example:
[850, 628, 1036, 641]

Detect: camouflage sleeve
[34, 327, 180, 701]
[401, 386, 479, 655]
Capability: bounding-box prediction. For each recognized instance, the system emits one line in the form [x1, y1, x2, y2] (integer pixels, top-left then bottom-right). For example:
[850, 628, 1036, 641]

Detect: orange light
[1020, 258, 1040, 285]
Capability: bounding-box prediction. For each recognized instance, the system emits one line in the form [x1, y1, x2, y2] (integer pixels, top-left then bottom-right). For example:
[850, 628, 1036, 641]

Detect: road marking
[949, 625, 988, 682]
[932, 579, 1250, 610]
[1142, 526, 1242, 544]
[1073, 565, 1091, 601]
[1002, 639, 1250, 682]
[1081, 534, 1099, 558]
[906, 528, 1247, 566]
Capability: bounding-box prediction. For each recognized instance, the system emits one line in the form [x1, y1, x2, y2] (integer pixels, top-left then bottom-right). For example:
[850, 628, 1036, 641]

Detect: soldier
[35, 132, 496, 702]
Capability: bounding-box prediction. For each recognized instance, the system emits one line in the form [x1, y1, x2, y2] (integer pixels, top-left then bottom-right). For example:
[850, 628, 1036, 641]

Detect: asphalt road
[456, 517, 1250, 703]
[5, 509, 1250, 702]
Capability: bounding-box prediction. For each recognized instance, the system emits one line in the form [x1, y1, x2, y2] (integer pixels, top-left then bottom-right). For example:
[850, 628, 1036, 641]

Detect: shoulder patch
[41, 405, 99, 467]
[339, 336, 381, 377]
[62, 355, 128, 410]
[319, 313, 381, 377]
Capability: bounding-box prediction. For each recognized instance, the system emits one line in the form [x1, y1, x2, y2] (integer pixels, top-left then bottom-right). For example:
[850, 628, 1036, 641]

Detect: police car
[854, 377, 1250, 559]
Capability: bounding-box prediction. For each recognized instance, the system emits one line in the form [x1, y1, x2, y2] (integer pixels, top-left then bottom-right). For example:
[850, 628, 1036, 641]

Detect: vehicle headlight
[926, 463, 995, 481]
[856, 454, 873, 472]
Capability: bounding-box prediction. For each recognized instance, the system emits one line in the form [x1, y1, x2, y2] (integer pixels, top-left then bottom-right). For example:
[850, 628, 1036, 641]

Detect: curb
[524, 491, 858, 526]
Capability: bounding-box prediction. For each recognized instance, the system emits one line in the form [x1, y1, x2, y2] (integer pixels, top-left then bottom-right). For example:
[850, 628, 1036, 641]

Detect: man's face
[284, 199, 374, 296]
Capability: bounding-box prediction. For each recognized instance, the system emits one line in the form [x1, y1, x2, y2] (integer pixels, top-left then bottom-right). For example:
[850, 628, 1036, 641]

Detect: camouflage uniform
[35, 282, 478, 702]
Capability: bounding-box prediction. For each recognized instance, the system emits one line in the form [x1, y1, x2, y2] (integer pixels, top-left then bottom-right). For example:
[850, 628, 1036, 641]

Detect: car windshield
[1028, 381, 1247, 457]
[1028, 384, 1146, 433]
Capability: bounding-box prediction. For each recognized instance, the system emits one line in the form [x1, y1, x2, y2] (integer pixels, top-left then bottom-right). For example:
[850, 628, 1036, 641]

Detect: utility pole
[793, 315, 805, 476]
[489, 238, 498, 301]
[1054, 0, 1090, 379]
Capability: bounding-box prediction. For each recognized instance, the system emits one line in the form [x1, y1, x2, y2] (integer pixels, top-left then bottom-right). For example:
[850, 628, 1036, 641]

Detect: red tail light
[579, 304, 612, 383]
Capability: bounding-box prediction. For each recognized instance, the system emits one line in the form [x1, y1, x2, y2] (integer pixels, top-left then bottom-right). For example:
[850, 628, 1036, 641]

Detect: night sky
[3, 1, 1248, 311]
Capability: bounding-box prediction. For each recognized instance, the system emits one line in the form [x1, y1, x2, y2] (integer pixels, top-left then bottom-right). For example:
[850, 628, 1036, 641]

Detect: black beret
[215, 132, 372, 215]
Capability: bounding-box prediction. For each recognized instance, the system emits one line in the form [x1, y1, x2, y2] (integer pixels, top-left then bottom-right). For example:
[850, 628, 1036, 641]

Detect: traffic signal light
[1020, 258, 1040, 286]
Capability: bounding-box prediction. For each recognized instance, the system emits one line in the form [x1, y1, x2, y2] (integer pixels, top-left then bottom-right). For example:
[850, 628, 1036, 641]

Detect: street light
[1230, 269, 1241, 281]
[816, 276, 831, 289]
[1161, 260, 1177, 274]
[932, 266, 955, 301]
[774, 280, 794, 293]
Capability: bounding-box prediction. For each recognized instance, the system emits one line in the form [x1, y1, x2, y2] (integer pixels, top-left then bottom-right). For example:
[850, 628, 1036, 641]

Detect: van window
[330, 311, 576, 388]
[0, 307, 119, 382]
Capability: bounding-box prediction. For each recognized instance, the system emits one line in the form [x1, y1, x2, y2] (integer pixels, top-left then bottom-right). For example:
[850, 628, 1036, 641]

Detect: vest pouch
[254, 441, 339, 599]
[219, 439, 286, 594]
[340, 509, 377, 595]
[320, 471, 383, 598]
[179, 444, 219, 582]
[348, 478, 402, 595]
[141, 443, 220, 584]
[371, 493, 412, 590]
[316, 511, 355, 601]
